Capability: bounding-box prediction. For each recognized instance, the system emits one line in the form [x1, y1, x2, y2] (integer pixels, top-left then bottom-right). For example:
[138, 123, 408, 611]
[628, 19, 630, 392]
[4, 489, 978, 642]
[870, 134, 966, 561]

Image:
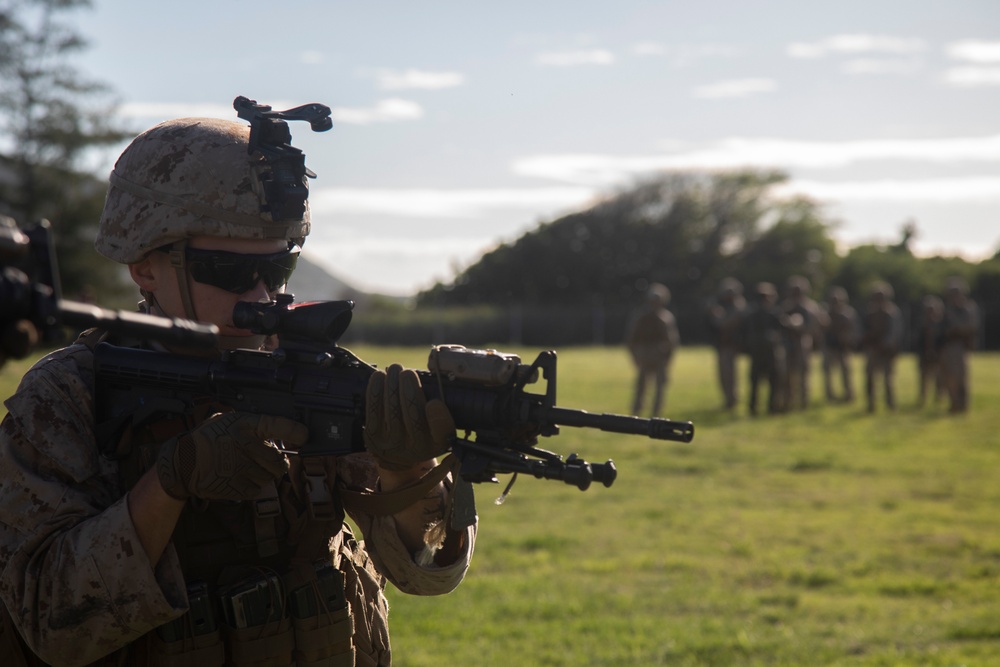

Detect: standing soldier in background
[780, 276, 828, 411]
[822, 286, 860, 403]
[861, 281, 904, 413]
[707, 278, 746, 411]
[915, 294, 945, 408]
[743, 282, 788, 416]
[939, 277, 979, 413]
[625, 283, 680, 417]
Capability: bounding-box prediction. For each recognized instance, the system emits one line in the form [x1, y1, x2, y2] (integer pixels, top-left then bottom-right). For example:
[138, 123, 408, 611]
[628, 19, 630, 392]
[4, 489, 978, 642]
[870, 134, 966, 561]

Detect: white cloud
[535, 49, 616, 66]
[631, 41, 667, 56]
[512, 135, 1000, 185]
[299, 51, 325, 65]
[693, 78, 777, 99]
[779, 176, 1000, 203]
[944, 66, 1000, 87]
[788, 34, 925, 59]
[123, 98, 425, 126]
[309, 186, 595, 218]
[119, 102, 237, 120]
[840, 58, 921, 75]
[632, 42, 739, 66]
[330, 98, 424, 124]
[946, 39, 1000, 63]
[375, 68, 465, 90]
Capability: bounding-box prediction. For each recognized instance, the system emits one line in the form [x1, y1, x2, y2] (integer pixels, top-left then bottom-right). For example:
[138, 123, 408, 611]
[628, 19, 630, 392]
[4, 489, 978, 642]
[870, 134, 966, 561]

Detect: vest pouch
[149, 581, 225, 667]
[221, 572, 295, 667]
[338, 538, 390, 667]
[289, 564, 355, 667]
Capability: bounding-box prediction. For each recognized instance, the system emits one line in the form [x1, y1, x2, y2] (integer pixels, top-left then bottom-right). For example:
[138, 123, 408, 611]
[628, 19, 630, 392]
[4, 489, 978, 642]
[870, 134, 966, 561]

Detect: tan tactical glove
[156, 412, 308, 501]
[364, 364, 456, 470]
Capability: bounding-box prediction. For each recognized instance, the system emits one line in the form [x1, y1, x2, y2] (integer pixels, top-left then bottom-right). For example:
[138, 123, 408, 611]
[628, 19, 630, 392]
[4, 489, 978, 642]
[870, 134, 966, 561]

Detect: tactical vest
[2, 330, 387, 667]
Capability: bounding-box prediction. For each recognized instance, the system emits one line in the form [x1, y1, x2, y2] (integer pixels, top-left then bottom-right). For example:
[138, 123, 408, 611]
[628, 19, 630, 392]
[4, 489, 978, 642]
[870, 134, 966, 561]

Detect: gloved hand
[0, 318, 40, 367]
[156, 412, 308, 501]
[364, 364, 456, 470]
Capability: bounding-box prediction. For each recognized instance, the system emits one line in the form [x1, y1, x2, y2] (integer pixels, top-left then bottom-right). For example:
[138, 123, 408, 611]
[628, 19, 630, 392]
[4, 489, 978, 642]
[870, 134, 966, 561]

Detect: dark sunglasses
[162, 243, 300, 294]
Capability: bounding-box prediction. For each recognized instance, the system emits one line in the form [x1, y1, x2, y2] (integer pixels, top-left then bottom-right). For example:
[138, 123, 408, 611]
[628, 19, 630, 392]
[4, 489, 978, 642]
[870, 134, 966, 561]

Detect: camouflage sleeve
[337, 454, 476, 596]
[0, 347, 187, 664]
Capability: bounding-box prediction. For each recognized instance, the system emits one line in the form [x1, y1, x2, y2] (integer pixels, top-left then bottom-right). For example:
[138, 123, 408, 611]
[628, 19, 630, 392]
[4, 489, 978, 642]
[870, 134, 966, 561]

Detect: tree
[420, 169, 794, 308]
[0, 0, 130, 300]
[737, 195, 840, 296]
[416, 169, 843, 344]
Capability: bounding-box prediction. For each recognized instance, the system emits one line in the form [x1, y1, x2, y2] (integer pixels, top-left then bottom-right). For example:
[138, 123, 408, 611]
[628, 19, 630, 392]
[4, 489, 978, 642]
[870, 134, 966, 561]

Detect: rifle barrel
[60, 301, 219, 349]
[546, 406, 694, 443]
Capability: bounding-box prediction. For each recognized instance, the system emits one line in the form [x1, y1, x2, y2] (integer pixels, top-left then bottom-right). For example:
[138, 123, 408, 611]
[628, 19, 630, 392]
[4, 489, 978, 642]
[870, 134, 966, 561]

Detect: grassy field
[348, 344, 1000, 667]
[3, 345, 999, 666]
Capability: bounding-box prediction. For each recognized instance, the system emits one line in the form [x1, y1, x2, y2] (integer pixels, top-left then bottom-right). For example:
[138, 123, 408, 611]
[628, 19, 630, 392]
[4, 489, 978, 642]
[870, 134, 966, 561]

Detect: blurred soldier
[743, 282, 788, 416]
[707, 277, 746, 410]
[822, 286, 859, 403]
[780, 275, 828, 410]
[940, 277, 979, 413]
[0, 217, 42, 368]
[914, 294, 944, 407]
[625, 283, 680, 417]
[861, 281, 904, 412]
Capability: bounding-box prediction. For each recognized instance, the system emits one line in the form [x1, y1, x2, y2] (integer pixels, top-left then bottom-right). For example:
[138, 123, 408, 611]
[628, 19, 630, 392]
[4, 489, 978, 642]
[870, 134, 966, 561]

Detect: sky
[69, 0, 1000, 296]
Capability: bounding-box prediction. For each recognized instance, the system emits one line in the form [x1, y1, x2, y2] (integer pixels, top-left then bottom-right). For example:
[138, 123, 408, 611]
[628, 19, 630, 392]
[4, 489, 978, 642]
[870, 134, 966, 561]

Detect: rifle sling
[339, 456, 456, 516]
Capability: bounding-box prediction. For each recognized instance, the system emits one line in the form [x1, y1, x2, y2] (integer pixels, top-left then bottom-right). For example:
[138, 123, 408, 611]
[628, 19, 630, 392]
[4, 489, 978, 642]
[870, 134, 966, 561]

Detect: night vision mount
[233, 95, 333, 223]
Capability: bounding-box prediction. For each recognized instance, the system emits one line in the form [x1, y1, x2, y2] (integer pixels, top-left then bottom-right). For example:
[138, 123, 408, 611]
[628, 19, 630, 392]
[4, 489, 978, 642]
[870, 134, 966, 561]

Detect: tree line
[2, 2, 997, 350]
[412, 171, 999, 349]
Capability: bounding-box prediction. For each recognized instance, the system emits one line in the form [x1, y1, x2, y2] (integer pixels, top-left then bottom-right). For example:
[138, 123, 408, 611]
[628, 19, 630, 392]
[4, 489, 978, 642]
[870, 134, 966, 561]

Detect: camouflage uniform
[707, 278, 745, 411]
[780, 276, 828, 411]
[625, 284, 680, 417]
[914, 295, 944, 407]
[742, 283, 787, 415]
[939, 278, 978, 413]
[822, 287, 859, 403]
[0, 344, 474, 666]
[0, 112, 476, 666]
[861, 282, 904, 412]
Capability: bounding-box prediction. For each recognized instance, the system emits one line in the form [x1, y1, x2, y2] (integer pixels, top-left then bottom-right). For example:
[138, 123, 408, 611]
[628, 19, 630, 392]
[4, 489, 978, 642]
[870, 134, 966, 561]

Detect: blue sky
[73, 0, 1000, 295]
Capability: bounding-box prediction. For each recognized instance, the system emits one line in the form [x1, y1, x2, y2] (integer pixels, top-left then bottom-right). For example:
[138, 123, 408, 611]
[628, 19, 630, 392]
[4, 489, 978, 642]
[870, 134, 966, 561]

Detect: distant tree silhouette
[0, 0, 130, 299]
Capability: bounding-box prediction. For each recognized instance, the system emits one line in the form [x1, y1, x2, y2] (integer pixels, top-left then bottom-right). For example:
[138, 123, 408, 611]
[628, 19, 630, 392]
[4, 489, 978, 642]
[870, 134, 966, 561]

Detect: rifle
[94, 295, 695, 491]
[1, 218, 219, 360]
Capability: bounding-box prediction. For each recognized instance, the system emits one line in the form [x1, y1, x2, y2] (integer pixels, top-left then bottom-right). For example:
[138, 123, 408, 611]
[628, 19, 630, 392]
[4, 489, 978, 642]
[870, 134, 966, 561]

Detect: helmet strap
[166, 239, 199, 322]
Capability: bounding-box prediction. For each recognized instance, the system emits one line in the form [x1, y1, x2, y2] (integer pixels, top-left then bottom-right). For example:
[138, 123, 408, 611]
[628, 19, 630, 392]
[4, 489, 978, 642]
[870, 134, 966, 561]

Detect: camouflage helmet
[754, 282, 777, 298]
[945, 276, 969, 295]
[827, 286, 848, 304]
[719, 277, 743, 298]
[786, 274, 810, 297]
[95, 117, 310, 263]
[869, 280, 894, 300]
[647, 282, 671, 305]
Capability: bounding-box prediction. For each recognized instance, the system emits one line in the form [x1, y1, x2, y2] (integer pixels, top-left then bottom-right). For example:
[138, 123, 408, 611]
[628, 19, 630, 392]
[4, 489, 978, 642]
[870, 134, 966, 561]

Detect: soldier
[780, 275, 828, 411]
[861, 281, 904, 412]
[707, 277, 746, 411]
[0, 217, 41, 367]
[939, 277, 979, 413]
[625, 283, 680, 417]
[743, 282, 788, 416]
[0, 111, 476, 665]
[822, 286, 860, 403]
[914, 294, 944, 407]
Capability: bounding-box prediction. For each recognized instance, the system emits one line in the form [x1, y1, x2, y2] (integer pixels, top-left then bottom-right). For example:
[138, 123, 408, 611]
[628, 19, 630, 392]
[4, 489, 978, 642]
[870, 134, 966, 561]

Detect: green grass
[3, 345, 999, 666]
